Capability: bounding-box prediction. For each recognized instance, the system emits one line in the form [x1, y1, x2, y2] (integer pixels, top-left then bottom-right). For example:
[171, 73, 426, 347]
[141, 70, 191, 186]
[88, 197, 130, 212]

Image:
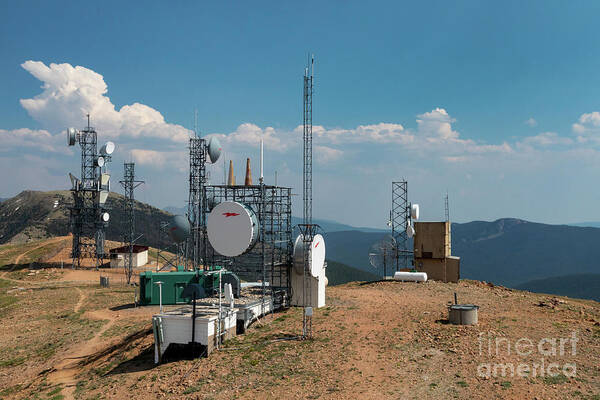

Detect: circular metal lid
[449, 304, 479, 311]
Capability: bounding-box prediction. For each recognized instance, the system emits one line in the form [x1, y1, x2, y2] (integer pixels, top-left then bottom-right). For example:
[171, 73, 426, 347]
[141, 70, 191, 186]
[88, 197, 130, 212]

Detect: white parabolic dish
[207, 201, 259, 257]
[293, 234, 326, 277]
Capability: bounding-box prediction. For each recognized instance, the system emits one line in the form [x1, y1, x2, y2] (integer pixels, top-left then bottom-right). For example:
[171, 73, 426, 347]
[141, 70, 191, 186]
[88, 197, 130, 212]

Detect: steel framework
[391, 181, 411, 271]
[188, 137, 207, 270]
[69, 118, 111, 269]
[119, 162, 143, 284]
[203, 185, 293, 307]
[298, 55, 315, 338]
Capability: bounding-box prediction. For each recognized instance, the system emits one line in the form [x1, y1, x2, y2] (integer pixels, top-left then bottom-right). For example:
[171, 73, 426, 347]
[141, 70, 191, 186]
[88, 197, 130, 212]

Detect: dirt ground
[0, 239, 599, 399]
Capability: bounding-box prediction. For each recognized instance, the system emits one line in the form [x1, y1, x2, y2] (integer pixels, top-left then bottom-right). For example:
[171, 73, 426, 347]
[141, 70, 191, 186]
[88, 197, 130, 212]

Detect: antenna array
[391, 181, 410, 271]
[67, 116, 115, 269]
[119, 162, 144, 284]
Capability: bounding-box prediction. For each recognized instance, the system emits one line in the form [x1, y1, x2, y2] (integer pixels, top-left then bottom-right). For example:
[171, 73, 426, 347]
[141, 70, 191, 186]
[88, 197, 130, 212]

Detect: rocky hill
[0, 190, 173, 249]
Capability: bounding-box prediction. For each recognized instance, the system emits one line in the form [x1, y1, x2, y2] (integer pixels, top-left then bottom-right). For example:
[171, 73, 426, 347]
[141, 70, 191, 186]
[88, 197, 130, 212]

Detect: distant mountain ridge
[323, 217, 600, 300]
[162, 205, 387, 233]
[516, 274, 600, 301]
[0, 190, 173, 249]
[4, 191, 600, 301]
[568, 222, 600, 228]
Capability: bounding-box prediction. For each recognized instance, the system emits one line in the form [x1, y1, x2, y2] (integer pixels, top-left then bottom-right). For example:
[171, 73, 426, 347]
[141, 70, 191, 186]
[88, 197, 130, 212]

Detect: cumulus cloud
[0, 128, 66, 153]
[211, 108, 513, 164]
[131, 149, 167, 166]
[19, 60, 191, 143]
[314, 123, 413, 144]
[525, 117, 538, 127]
[315, 145, 343, 164]
[520, 132, 573, 147]
[210, 123, 293, 152]
[416, 108, 459, 141]
[572, 111, 600, 143]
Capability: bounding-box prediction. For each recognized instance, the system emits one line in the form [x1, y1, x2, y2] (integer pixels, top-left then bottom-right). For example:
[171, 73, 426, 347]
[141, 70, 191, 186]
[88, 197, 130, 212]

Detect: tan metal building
[413, 221, 459, 283]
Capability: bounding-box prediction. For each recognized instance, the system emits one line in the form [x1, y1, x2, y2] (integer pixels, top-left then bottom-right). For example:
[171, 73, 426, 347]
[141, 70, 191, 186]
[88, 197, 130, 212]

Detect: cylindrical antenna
[260, 139, 264, 184]
[228, 160, 235, 186]
[245, 158, 253, 186]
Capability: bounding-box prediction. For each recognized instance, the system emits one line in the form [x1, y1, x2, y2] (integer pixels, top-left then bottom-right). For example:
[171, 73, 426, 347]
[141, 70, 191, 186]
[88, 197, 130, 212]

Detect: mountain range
[1, 190, 599, 299]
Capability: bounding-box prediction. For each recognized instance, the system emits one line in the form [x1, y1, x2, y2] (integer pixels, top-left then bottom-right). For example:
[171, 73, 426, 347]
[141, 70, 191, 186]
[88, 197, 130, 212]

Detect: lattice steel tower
[67, 116, 113, 269]
[119, 162, 144, 284]
[188, 135, 208, 270]
[391, 181, 410, 271]
[299, 55, 315, 338]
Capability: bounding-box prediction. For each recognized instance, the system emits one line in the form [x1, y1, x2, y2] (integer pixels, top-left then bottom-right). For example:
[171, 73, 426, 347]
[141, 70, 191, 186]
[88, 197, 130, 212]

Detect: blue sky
[2, 1, 600, 227]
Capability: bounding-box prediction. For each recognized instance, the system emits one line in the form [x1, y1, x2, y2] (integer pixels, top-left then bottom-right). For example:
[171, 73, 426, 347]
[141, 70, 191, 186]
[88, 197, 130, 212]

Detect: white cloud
[315, 145, 343, 164]
[0, 128, 73, 154]
[210, 123, 293, 152]
[416, 108, 459, 141]
[19, 61, 191, 143]
[314, 122, 413, 144]
[520, 132, 573, 147]
[525, 117, 538, 127]
[130, 149, 167, 166]
[572, 111, 600, 142]
[211, 108, 513, 165]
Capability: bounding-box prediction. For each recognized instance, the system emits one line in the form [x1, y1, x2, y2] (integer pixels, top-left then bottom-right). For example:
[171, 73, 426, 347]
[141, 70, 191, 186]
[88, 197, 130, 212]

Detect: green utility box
[139, 266, 233, 306]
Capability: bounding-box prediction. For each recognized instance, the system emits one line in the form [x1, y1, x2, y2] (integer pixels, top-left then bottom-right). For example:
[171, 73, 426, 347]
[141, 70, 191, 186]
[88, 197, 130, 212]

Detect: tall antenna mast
[300, 53, 315, 339]
[119, 162, 144, 284]
[303, 54, 314, 227]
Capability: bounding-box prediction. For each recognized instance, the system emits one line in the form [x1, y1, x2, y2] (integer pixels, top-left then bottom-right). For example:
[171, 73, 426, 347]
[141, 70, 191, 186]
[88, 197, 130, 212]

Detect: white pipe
[393, 271, 427, 282]
[155, 281, 164, 313]
[217, 269, 222, 350]
[260, 139, 264, 184]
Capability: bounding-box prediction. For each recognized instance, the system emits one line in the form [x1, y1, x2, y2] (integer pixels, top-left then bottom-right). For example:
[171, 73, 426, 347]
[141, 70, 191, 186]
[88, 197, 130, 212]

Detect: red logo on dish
[314, 241, 320, 248]
[223, 212, 240, 217]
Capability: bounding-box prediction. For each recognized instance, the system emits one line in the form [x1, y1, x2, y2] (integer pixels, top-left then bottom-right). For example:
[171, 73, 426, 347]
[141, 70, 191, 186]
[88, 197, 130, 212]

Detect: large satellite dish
[168, 215, 191, 243]
[207, 137, 222, 164]
[292, 234, 326, 277]
[207, 201, 259, 257]
[368, 235, 397, 274]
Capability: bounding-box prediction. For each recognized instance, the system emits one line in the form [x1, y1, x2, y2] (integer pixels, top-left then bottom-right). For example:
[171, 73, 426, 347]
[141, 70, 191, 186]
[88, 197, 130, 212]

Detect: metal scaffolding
[391, 181, 411, 271]
[119, 162, 143, 284]
[188, 136, 207, 270]
[69, 117, 112, 269]
[203, 185, 293, 306]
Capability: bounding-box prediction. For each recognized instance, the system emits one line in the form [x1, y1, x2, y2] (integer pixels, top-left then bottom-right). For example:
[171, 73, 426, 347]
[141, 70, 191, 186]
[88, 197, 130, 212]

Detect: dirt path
[12, 237, 66, 266]
[74, 287, 86, 313]
[47, 289, 120, 400]
[0, 237, 68, 283]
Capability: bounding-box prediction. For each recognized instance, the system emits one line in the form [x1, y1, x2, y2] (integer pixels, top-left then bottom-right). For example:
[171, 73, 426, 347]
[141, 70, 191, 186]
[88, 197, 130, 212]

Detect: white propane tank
[393, 271, 427, 282]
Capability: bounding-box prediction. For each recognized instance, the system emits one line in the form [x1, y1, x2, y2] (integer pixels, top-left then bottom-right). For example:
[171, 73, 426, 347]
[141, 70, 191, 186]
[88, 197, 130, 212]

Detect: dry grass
[0, 239, 599, 399]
